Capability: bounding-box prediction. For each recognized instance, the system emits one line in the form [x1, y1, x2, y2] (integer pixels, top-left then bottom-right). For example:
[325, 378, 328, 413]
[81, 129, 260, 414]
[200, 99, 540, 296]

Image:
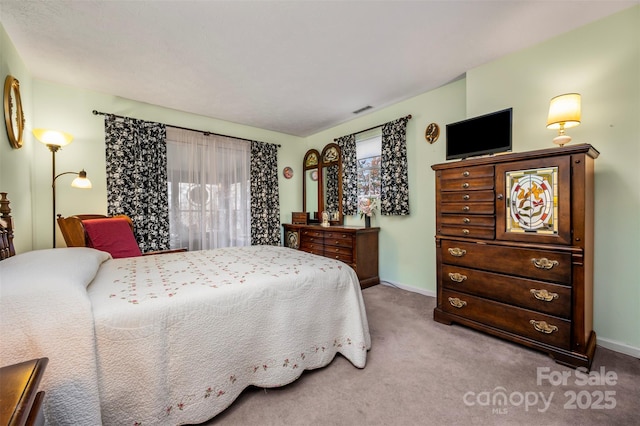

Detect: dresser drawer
[324, 245, 354, 263]
[439, 226, 495, 240]
[441, 240, 572, 284]
[301, 229, 325, 239]
[441, 264, 571, 318]
[440, 202, 494, 215]
[441, 190, 495, 203]
[440, 165, 494, 181]
[300, 241, 324, 256]
[440, 176, 494, 192]
[323, 231, 354, 248]
[440, 215, 495, 227]
[442, 289, 571, 349]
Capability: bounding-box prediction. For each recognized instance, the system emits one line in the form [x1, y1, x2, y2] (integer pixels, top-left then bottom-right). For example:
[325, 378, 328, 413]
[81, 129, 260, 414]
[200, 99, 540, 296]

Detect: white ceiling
[1, 1, 635, 137]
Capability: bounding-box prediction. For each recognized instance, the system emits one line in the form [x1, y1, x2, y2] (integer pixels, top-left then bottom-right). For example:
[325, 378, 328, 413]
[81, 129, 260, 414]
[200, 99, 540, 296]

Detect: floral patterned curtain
[250, 141, 280, 245]
[381, 117, 410, 215]
[336, 134, 357, 215]
[104, 116, 170, 252]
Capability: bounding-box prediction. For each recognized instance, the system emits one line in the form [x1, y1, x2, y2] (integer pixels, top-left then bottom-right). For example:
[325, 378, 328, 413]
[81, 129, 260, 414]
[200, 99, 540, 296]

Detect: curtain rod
[334, 114, 412, 141]
[92, 110, 281, 147]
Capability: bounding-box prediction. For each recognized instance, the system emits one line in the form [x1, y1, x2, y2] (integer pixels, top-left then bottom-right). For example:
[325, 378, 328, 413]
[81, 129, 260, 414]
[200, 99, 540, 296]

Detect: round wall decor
[425, 122, 440, 144]
[3, 75, 25, 149]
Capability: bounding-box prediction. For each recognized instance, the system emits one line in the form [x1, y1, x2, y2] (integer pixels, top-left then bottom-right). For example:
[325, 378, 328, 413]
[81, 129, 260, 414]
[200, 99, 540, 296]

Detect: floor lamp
[33, 129, 92, 248]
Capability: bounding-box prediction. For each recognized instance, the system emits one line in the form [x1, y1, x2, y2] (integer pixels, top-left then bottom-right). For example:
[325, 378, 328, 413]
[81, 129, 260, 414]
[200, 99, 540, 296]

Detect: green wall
[2, 6, 638, 356]
[306, 6, 640, 356]
[0, 25, 34, 253]
[465, 6, 640, 356]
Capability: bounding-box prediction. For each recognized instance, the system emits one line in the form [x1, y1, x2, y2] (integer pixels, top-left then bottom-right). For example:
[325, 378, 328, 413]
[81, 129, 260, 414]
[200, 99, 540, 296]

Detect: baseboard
[380, 280, 436, 298]
[379, 280, 640, 360]
[597, 337, 640, 359]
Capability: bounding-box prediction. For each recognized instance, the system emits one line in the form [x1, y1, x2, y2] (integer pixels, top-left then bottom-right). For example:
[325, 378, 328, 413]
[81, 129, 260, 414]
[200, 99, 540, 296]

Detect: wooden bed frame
[0, 192, 16, 260]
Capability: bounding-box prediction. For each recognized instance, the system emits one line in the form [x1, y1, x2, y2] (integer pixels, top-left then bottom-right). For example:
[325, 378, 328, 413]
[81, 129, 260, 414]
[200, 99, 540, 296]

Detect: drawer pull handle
[462, 182, 470, 188]
[448, 247, 466, 257]
[530, 289, 559, 302]
[448, 272, 467, 283]
[532, 258, 559, 270]
[530, 320, 558, 334]
[462, 171, 470, 177]
[462, 205, 470, 211]
[462, 229, 470, 235]
[463, 218, 470, 224]
[448, 297, 467, 308]
[463, 194, 470, 200]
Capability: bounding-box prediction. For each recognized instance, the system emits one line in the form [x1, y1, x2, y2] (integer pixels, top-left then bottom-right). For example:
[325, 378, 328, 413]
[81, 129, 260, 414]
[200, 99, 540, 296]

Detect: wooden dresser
[0, 358, 48, 426]
[432, 144, 598, 368]
[283, 224, 380, 288]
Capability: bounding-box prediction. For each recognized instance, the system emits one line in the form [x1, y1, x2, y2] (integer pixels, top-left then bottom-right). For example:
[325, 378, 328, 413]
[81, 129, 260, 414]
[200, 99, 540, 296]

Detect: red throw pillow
[82, 218, 142, 258]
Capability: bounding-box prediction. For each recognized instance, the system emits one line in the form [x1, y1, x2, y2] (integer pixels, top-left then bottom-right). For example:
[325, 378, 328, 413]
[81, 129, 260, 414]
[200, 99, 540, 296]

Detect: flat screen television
[445, 108, 512, 160]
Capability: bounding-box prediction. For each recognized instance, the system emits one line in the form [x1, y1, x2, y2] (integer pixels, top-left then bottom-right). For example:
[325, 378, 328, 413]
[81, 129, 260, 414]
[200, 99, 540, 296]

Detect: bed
[0, 194, 371, 425]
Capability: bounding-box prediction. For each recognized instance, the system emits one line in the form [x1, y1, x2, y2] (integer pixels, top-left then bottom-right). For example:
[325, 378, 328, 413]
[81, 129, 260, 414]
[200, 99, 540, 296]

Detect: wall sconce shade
[33, 128, 74, 149]
[546, 93, 581, 147]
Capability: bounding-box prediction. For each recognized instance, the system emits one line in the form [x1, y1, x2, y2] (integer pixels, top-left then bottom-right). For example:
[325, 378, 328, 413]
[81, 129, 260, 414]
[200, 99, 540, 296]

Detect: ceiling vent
[352, 105, 373, 114]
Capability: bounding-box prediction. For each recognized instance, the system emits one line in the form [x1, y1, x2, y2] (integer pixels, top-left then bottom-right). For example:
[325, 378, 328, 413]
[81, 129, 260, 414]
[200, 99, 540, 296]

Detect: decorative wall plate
[425, 122, 440, 144]
[3, 75, 25, 149]
[283, 166, 293, 179]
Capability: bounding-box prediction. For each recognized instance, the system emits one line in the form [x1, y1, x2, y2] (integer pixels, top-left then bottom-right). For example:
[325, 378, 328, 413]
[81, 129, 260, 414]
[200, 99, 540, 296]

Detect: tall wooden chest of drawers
[432, 145, 598, 368]
[282, 224, 379, 288]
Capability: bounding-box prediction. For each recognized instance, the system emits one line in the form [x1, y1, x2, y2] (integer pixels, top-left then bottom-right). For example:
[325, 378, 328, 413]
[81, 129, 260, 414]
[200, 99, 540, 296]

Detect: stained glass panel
[505, 167, 558, 235]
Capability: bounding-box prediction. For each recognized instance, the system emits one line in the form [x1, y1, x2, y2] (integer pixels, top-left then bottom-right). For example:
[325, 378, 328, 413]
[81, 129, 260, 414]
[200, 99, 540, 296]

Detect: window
[356, 131, 382, 204]
[166, 128, 251, 251]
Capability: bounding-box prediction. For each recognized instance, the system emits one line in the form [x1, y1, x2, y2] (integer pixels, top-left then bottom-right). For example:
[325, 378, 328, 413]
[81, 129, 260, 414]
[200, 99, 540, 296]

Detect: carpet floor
[202, 284, 639, 425]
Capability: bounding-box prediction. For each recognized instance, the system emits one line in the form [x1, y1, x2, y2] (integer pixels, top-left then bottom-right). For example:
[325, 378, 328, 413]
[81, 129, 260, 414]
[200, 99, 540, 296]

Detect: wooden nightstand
[0, 358, 48, 426]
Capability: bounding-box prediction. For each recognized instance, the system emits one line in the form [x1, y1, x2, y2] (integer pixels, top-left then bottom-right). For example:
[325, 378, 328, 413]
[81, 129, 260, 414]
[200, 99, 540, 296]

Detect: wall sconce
[33, 128, 92, 247]
[546, 93, 581, 147]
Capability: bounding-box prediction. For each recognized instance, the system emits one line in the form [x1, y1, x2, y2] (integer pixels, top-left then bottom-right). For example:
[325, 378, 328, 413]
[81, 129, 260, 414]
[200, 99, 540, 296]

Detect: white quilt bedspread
[87, 245, 371, 425]
[0, 248, 111, 426]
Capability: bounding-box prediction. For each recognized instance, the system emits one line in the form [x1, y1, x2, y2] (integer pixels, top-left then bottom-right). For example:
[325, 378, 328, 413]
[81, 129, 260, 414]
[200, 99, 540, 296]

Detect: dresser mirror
[302, 143, 343, 225]
[302, 149, 320, 221]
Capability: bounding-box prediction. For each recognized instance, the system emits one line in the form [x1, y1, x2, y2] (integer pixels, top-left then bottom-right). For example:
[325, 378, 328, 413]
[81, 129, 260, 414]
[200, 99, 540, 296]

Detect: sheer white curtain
[166, 128, 251, 250]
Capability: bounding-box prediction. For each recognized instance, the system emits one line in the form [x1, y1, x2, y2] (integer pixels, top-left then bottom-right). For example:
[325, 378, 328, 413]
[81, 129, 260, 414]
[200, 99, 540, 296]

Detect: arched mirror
[319, 143, 343, 225]
[301, 144, 343, 225]
[302, 149, 320, 222]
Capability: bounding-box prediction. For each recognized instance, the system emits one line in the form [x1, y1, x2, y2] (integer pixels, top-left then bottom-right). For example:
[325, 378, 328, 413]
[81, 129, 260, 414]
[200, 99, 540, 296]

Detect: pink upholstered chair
[57, 214, 185, 258]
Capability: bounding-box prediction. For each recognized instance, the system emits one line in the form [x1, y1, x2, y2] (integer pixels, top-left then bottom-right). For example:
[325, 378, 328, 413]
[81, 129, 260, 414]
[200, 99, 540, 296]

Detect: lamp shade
[32, 128, 74, 147]
[546, 93, 581, 129]
[71, 169, 92, 189]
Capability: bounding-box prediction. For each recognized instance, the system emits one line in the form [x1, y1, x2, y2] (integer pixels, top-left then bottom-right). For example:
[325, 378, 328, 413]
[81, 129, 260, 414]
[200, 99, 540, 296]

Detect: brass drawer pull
[462, 205, 470, 211]
[463, 194, 470, 200]
[530, 320, 558, 334]
[462, 229, 470, 235]
[448, 272, 467, 283]
[463, 217, 470, 224]
[532, 258, 559, 270]
[448, 297, 467, 308]
[462, 171, 470, 177]
[448, 247, 466, 257]
[530, 289, 559, 302]
[462, 182, 470, 188]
